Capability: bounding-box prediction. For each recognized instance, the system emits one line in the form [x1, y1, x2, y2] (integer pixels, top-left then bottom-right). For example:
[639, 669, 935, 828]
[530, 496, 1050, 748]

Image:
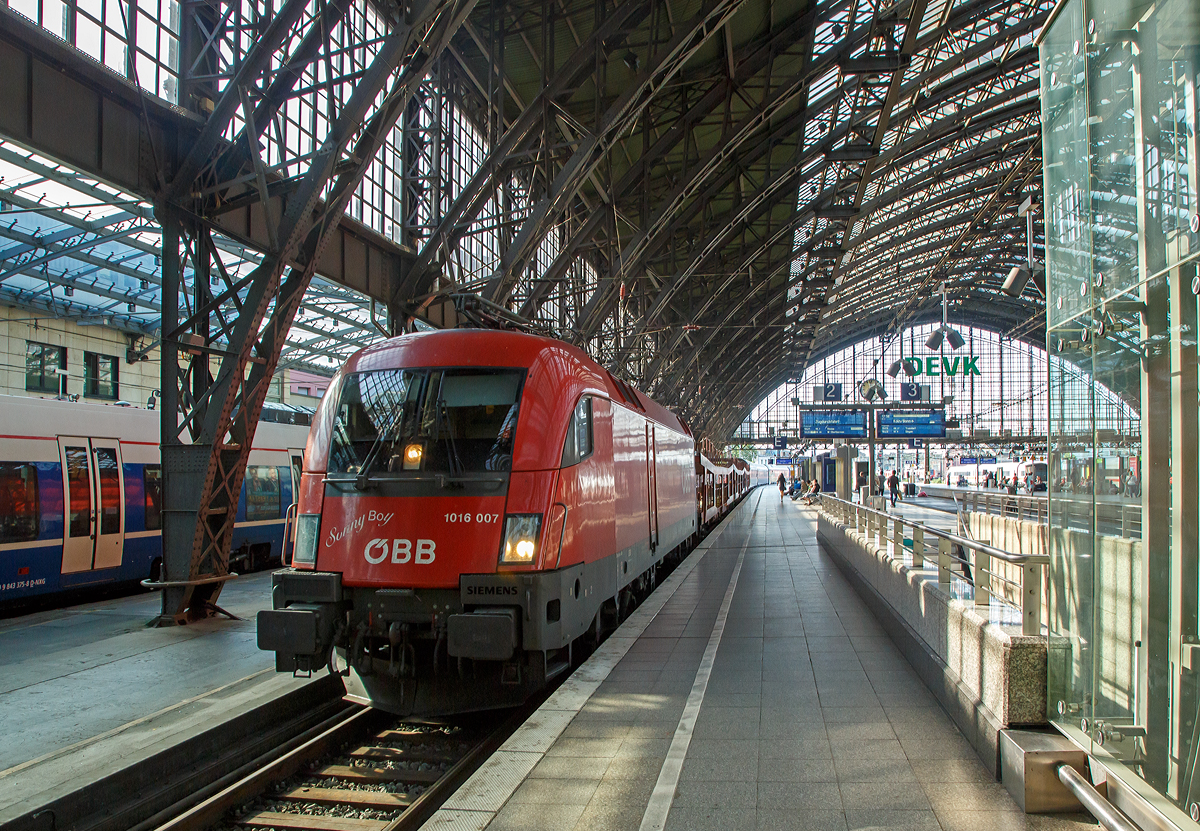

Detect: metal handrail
[817, 493, 1047, 635]
[821, 494, 1048, 566]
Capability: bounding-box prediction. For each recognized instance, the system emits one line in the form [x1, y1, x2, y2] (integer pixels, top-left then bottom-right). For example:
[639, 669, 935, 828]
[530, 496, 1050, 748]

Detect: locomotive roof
[340, 329, 691, 437]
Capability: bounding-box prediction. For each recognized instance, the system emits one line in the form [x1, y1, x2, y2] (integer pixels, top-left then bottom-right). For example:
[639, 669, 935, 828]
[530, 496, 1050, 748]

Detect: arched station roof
[0, 0, 1054, 443]
[419, 0, 1054, 441]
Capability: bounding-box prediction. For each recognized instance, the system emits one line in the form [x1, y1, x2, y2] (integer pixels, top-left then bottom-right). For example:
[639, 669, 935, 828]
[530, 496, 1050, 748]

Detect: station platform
[0, 570, 323, 826]
[423, 489, 1097, 831]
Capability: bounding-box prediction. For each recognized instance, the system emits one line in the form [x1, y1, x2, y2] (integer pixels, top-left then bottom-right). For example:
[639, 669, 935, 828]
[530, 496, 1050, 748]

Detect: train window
[0, 463, 40, 543]
[64, 446, 91, 538]
[93, 448, 121, 535]
[560, 396, 593, 467]
[246, 466, 281, 521]
[143, 465, 162, 530]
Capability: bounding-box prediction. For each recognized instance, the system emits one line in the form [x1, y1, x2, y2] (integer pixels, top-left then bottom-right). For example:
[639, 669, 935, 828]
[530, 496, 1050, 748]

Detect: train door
[58, 437, 125, 573]
[646, 423, 658, 550]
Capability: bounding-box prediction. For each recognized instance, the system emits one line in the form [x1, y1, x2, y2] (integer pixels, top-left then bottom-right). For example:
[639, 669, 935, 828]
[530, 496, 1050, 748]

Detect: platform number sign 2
[821, 383, 842, 402]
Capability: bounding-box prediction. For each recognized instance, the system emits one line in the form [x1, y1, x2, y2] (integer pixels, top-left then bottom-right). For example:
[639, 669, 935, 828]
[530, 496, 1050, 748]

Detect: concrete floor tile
[758, 737, 834, 759]
[509, 777, 601, 805]
[687, 738, 761, 760]
[681, 752, 760, 781]
[560, 722, 633, 741]
[833, 757, 919, 783]
[900, 735, 979, 760]
[826, 722, 897, 742]
[838, 780, 933, 811]
[933, 809, 1031, 831]
[844, 809, 942, 830]
[665, 806, 757, 831]
[1026, 814, 1100, 830]
[910, 757, 994, 784]
[672, 779, 759, 809]
[757, 810, 847, 831]
[757, 756, 839, 782]
[758, 780, 844, 811]
[601, 754, 664, 781]
[924, 782, 1023, 814]
[545, 737, 624, 758]
[528, 755, 611, 779]
[486, 800, 586, 831]
[829, 739, 908, 760]
[571, 779, 655, 831]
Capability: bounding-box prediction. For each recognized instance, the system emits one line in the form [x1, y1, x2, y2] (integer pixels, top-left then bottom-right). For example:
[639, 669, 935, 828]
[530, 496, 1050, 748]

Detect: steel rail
[144, 705, 376, 831]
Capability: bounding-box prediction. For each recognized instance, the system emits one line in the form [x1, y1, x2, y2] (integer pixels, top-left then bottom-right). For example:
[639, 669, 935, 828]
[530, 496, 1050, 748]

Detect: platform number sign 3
[900, 383, 922, 401]
[822, 383, 842, 402]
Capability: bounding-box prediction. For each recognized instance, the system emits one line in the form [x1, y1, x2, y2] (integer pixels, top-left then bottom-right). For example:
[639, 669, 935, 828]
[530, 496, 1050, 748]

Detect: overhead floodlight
[903, 360, 918, 377]
[925, 328, 944, 350]
[946, 328, 966, 350]
[1002, 265, 1030, 297]
[887, 360, 902, 378]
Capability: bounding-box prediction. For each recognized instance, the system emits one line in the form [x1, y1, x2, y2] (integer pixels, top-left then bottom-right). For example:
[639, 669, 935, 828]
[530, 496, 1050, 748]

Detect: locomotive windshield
[327, 367, 524, 479]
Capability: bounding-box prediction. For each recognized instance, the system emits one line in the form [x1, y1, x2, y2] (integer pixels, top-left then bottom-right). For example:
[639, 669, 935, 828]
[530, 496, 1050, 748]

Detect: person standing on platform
[777, 472, 787, 502]
[887, 470, 900, 508]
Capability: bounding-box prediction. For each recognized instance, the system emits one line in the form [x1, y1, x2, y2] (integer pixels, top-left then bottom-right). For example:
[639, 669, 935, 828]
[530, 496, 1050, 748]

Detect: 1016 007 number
[445, 513, 500, 523]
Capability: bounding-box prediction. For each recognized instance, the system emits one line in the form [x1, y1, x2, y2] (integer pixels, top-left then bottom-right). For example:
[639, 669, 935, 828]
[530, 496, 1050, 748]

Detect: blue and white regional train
[0, 395, 311, 604]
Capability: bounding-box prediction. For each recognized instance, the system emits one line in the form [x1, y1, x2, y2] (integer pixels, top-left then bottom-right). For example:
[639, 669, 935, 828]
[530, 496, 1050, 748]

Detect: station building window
[84, 352, 118, 400]
[25, 342, 65, 394]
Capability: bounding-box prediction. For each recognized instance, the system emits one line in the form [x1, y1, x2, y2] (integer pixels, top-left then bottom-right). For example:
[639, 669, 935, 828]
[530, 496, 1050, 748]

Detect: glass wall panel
[1042, 0, 1200, 820]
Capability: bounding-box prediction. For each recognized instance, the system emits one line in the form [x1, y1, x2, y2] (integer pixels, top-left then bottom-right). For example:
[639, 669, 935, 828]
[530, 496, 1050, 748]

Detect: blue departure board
[800, 411, 869, 438]
[877, 409, 946, 438]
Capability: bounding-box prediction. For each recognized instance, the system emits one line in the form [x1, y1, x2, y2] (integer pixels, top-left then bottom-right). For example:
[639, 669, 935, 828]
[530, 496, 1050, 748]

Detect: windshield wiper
[353, 395, 409, 490]
[436, 399, 464, 482]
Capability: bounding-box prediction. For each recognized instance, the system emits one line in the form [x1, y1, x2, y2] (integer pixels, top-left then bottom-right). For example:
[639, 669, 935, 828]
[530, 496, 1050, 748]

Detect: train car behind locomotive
[259, 330, 697, 715]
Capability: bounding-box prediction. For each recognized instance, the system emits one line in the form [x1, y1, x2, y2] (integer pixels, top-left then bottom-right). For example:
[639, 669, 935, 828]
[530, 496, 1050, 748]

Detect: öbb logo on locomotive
[363, 538, 437, 565]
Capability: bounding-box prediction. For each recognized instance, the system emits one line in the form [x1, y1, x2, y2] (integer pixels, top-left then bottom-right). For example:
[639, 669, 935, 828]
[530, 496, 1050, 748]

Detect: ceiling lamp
[926, 282, 965, 350]
[887, 359, 903, 378]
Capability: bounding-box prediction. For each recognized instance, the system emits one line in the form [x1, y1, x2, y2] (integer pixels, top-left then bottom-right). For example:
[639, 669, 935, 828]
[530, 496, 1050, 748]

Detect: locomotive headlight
[293, 514, 320, 565]
[402, 443, 423, 470]
[500, 514, 541, 564]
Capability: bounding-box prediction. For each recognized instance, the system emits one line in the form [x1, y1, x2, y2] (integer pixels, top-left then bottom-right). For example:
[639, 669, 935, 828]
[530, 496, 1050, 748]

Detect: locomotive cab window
[327, 367, 525, 479]
[561, 396, 593, 467]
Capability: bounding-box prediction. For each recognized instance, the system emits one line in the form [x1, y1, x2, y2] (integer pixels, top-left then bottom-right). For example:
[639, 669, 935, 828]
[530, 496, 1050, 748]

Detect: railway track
[142, 705, 520, 831]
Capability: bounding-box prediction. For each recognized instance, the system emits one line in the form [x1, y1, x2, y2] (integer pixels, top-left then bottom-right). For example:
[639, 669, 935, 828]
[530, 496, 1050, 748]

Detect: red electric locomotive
[258, 329, 698, 715]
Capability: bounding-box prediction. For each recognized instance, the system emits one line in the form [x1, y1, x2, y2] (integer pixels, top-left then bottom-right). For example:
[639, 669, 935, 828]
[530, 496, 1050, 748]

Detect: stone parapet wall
[817, 509, 1047, 775]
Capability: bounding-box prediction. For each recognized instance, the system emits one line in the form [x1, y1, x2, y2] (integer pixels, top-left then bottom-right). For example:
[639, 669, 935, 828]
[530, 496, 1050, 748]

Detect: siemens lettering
[364, 539, 437, 565]
[902, 356, 981, 377]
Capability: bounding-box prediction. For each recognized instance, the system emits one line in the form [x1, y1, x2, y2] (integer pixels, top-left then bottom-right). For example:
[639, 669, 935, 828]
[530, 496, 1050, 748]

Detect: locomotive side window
[143, 465, 162, 530]
[327, 367, 524, 478]
[0, 463, 40, 543]
[561, 396, 593, 467]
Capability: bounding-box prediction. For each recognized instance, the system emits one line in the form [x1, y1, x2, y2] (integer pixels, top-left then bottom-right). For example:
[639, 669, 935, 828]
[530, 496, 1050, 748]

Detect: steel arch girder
[480, 0, 756, 305]
[158, 0, 476, 622]
[514, 0, 857, 319]
[581, 63, 1040, 352]
[401, 0, 653, 298]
